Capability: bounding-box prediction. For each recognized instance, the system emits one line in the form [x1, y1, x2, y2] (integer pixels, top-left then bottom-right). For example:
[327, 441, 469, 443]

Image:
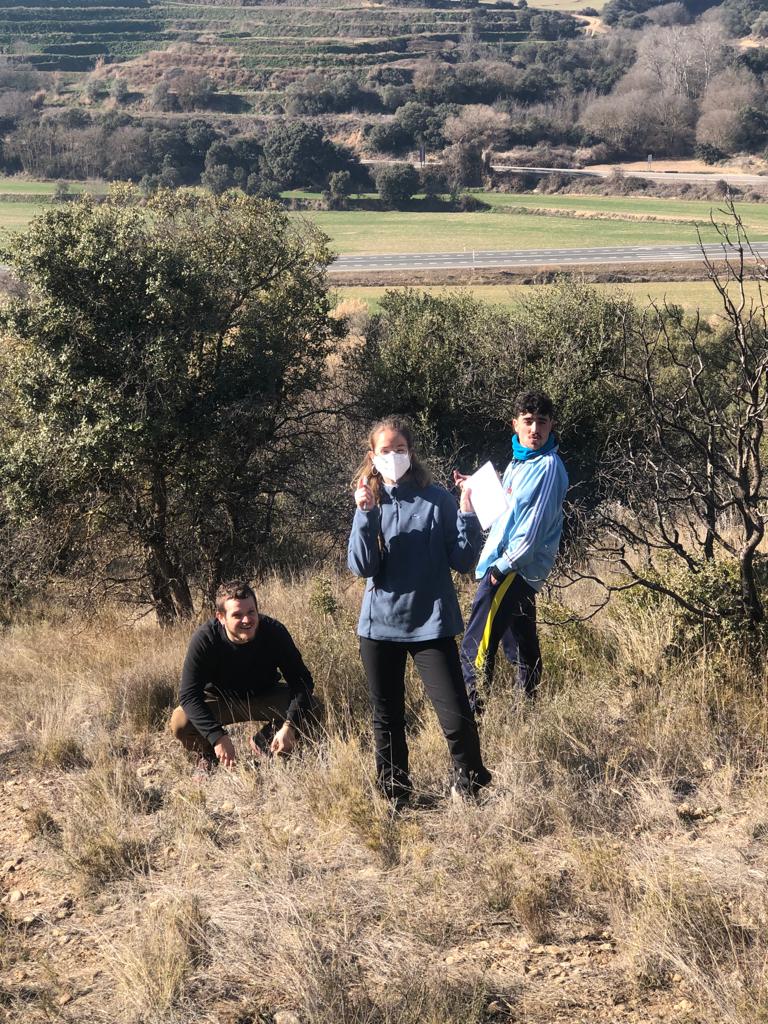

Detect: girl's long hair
[352, 416, 431, 505]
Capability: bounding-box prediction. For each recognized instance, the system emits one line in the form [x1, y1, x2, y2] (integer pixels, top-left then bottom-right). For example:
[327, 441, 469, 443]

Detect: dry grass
[107, 894, 210, 1022]
[2, 575, 768, 1022]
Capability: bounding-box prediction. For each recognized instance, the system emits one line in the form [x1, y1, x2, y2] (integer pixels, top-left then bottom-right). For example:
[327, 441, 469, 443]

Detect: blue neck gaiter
[512, 433, 557, 462]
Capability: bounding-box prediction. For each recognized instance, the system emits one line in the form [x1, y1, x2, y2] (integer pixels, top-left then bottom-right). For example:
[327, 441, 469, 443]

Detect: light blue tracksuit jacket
[348, 482, 482, 641]
[475, 447, 568, 591]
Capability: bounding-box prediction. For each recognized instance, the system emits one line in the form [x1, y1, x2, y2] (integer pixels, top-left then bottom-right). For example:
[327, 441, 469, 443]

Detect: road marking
[330, 241, 768, 274]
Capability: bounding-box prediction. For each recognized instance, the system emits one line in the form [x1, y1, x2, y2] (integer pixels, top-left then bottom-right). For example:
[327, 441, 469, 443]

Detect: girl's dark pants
[359, 635, 491, 798]
[460, 571, 542, 713]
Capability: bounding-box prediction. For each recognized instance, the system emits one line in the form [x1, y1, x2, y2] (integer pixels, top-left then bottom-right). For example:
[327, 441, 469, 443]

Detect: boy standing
[460, 391, 568, 713]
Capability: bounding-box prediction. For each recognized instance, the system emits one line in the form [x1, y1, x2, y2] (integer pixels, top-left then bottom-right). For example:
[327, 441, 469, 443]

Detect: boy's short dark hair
[215, 580, 257, 613]
[512, 390, 555, 420]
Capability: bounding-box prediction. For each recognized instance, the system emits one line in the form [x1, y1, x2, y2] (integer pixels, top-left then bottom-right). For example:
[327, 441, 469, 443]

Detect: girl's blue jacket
[348, 482, 482, 641]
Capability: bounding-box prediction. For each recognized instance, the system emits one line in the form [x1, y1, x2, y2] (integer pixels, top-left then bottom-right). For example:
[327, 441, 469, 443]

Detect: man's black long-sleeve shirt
[179, 616, 314, 745]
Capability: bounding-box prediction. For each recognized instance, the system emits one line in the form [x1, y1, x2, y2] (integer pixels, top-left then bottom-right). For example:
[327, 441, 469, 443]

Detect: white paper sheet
[465, 461, 508, 530]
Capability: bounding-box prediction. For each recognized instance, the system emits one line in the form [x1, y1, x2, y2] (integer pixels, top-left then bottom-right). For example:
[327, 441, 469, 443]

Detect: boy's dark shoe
[379, 781, 413, 811]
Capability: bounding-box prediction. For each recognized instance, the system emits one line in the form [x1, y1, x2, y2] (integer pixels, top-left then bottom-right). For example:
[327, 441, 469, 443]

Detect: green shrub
[620, 556, 768, 656]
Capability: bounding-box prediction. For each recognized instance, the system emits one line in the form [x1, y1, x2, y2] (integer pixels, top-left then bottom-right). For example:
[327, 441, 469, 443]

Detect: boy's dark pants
[460, 571, 542, 711]
[359, 636, 491, 798]
[170, 684, 293, 758]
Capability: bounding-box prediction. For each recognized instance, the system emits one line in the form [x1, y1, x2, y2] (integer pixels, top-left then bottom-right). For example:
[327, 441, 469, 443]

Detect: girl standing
[348, 416, 491, 805]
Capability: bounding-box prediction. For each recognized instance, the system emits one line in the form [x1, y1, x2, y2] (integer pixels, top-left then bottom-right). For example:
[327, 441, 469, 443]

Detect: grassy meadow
[0, 200, 48, 235]
[479, 192, 768, 227]
[0, 179, 107, 237]
[300, 207, 766, 255]
[335, 280, 768, 318]
[2, 574, 768, 1023]
[0, 177, 105, 196]
[8, 197, 756, 253]
[2, 181, 768, 252]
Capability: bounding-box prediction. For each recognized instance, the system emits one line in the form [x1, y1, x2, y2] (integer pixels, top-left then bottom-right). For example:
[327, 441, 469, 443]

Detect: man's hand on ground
[271, 723, 296, 756]
[214, 734, 236, 768]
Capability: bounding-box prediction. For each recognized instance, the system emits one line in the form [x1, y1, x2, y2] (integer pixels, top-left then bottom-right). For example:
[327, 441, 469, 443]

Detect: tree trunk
[146, 469, 195, 626]
[147, 549, 179, 627]
[170, 574, 195, 620]
[740, 531, 765, 626]
[703, 427, 716, 561]
[146, 542, 194, 626]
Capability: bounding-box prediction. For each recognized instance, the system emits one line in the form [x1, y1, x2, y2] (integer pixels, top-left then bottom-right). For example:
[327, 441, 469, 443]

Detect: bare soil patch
[586, 158, 768, 175]
[329, 261, 732, 287]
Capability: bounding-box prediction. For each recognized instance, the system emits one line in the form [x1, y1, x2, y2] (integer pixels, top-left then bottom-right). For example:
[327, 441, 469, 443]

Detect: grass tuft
[111, 658, 180, 732]
[109, 895, 210, 1021]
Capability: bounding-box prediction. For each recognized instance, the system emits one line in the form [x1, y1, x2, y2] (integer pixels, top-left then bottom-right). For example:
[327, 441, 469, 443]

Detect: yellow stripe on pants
[474, 572, 517, 673]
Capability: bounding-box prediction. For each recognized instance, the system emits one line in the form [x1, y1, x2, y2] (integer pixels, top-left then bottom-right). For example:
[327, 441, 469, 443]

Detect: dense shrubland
[0, 108, 371, 197]
[0, 190, 766, 651]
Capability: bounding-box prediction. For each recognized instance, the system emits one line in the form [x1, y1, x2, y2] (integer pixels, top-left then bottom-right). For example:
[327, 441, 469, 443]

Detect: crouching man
[170, 580, 314, 770]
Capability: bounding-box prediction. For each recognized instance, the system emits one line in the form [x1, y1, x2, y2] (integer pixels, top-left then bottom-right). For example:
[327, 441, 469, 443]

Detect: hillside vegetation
[0, 0, 765, 202]
[0, 0, 575, 76]
[3, 577, 768, 1023]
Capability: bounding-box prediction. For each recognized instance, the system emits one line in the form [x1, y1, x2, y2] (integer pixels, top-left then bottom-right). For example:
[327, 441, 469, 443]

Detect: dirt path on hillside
[586, 158, 768, 175]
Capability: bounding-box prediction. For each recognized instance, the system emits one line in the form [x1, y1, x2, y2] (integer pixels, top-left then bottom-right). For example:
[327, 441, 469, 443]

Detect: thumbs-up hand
[355, 475, 374, 512]
[453, 469, 474, 514]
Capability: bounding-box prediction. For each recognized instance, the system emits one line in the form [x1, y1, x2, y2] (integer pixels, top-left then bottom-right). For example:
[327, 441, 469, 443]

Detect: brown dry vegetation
[100, 44, 252, 92]
[2, 575, 768, 1023]
[328, 259, 740, 287]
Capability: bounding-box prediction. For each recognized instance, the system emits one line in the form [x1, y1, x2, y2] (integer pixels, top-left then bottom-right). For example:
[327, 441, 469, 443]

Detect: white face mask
[373, 451, 411, 482]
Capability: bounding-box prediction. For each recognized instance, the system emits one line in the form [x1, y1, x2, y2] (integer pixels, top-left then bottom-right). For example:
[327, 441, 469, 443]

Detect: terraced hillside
[0, 0, 164, 69]
[0, 0, 576, 77]
[162, 2, 547, 75]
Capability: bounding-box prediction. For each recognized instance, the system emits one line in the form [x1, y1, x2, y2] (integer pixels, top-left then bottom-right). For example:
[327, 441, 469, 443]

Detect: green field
[4, 189, 768, 255]
[336, 280, 768, 317]
[1, 192, 761, 319]
[0, 200, 49, 234]
[286, 189, 768, 253]
[480, 191, 768, 229]
[0, 177, 106, 196]
[289, 188, 768, 228]
[298, 207, 768, 254]
[0, 180, 110, 237]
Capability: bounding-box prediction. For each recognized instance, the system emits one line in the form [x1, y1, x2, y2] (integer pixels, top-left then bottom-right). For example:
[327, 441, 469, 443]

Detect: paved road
[330, 242, 768, 274]
[491, 164, 768, 187]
